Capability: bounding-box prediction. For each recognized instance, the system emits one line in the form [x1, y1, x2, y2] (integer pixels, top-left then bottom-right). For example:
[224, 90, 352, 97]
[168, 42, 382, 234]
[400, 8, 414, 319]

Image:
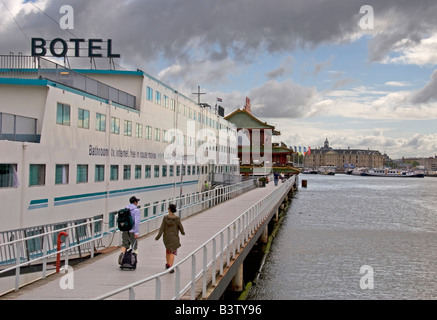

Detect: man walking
[118, 196, 141, 264]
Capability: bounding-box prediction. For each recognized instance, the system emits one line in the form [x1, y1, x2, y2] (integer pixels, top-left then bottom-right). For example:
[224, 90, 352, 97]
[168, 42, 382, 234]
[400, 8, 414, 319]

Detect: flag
[308, 146, 311, 155]
[217, 98, 222, 102]
[244, 97, 252, 114]
[303, 147, 307, 155]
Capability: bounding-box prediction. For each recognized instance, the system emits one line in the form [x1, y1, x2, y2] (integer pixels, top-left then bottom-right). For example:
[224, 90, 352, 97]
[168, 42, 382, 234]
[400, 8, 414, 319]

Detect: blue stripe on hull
[28, 180, 198, 209]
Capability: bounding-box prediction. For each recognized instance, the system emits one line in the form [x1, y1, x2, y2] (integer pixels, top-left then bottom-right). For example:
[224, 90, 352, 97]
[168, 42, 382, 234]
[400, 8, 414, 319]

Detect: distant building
[400, 156, 437, 171]
[305, 138, 385, 169]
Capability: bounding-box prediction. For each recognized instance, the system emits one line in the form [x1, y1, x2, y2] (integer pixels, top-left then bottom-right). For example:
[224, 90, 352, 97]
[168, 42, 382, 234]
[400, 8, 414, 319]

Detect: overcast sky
[2, 0, 437, 159]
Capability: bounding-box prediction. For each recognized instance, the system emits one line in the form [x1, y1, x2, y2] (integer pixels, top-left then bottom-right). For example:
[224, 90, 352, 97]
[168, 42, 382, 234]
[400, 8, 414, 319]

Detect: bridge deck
[3, 180, 289, 300]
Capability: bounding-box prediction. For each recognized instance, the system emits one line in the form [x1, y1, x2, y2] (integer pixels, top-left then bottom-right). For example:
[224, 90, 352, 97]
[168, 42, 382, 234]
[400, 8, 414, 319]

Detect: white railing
[94, 176, 295, 300]
[0, 179, 255, 294]
[0, 217, 103, 292]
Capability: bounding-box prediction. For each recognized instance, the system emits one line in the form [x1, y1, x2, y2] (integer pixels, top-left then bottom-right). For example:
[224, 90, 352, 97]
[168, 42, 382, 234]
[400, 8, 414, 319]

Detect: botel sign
[31, 38, 121, 58]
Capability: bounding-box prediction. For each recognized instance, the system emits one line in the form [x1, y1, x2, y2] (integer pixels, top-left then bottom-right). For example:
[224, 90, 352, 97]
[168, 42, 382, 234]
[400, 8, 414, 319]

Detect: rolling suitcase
[120, 240, 137, 270]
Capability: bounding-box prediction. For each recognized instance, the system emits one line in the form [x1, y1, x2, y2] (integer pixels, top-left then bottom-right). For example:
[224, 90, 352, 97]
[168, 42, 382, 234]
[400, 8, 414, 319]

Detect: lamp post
[252, 159, 259, 177]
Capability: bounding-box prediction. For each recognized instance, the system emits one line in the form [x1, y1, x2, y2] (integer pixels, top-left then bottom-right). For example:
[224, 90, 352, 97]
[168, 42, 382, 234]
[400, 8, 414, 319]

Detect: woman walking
[155, 204, 185, 272]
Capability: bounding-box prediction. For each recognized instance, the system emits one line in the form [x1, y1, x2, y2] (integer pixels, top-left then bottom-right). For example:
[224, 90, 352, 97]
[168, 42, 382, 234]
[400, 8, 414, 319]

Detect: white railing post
[227, 226, 231, 266]
[90, 218, 95, 259]
[155, 277, 161, 300]
[238, 218, 242, 252]
[191, 255, 196, 300]
[175, 266, 181, 299]
[232, 222, 236, 259]
[42, 235, 48, 279]
[129, 287, 135, 300]
[219, 232, 224, 276]
[202, 246, 207, 298]
[212, 238, 216, 286]
[64, 233, 69, 267]
[14, 242, 21, 291]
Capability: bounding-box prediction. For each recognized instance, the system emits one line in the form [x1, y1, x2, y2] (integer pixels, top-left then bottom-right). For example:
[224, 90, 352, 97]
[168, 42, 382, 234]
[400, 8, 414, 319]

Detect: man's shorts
[121, 231, 138, 250]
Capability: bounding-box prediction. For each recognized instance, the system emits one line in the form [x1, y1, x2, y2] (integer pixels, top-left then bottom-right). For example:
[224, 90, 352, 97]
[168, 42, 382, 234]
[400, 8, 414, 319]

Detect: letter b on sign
[360, 265, 374, 290]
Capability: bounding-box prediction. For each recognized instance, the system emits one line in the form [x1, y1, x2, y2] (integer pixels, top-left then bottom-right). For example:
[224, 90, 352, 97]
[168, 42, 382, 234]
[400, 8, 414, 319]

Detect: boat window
[0, 164, 18, 188]
[95, 165, 104, 182]
[76, 164, 88, 183]
[55, 164, 69, 184]
[111, 117, 120, 134]
[156, 91, 161, 105]
[135, 165, 142, 179]
[29, 164, 45, 186]
[145, 165, 151, 178]
[56, 103, 70, 126]
[78, 108, 89, 129]
[146, 86, 153, 101]
[146, 126, 152, 140]
[95, 113, 106, 132]
[135, 123, 143, 138]
[124, 120, 132, 137]
[123, 165, 131, 180]
[110, 165, 119, 181]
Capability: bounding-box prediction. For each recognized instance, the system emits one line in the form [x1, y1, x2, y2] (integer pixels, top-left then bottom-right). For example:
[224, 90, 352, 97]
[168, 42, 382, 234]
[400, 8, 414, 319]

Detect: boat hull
[361, 172, 424, 178]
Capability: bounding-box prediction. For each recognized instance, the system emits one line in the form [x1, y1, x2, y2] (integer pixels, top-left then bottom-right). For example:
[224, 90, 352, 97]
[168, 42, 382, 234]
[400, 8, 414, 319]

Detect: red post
[56, 231, 68, 273]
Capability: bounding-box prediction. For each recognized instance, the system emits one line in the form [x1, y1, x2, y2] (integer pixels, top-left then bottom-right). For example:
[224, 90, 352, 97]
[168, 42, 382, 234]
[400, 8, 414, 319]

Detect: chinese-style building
[224, 98, 301, 176]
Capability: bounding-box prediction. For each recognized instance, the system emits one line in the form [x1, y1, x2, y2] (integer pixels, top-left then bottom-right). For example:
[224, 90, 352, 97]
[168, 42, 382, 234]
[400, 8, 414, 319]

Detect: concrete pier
[2, 176, 297, 300]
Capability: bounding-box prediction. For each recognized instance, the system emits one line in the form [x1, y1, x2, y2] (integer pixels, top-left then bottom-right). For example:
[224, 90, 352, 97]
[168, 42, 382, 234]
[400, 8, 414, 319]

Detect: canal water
[248, 174, 437, 300]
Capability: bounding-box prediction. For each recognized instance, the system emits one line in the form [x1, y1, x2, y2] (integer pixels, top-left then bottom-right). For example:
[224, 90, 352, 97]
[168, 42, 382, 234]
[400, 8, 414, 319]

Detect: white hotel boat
[360, 168, 425, 178]
[0, 55, 240, 236]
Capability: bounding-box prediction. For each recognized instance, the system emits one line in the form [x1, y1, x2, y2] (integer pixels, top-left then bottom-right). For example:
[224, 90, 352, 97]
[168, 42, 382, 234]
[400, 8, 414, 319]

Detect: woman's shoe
[165, 263, 174, 273]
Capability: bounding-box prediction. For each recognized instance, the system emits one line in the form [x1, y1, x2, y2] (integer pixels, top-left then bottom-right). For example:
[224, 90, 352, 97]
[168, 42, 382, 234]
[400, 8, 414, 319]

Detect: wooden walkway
[3, 179, 293, 300]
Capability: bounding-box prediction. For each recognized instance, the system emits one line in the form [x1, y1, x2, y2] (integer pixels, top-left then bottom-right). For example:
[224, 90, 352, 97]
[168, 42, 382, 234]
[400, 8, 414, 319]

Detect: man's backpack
[117, 208, 134, 231]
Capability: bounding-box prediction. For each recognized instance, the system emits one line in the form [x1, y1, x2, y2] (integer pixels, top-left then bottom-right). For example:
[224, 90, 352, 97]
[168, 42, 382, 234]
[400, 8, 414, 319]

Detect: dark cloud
[410, 69, 437, 104]
[4, 0, 437, 71]
[265, 56, 294, 80]
[249, 79, 318, 118]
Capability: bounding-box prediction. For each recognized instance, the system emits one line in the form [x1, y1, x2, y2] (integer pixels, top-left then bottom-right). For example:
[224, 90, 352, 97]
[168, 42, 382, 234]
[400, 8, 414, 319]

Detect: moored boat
[0, 55, 240, 235]
[360, 168, 425, 178]
[317, 166, 336, 175]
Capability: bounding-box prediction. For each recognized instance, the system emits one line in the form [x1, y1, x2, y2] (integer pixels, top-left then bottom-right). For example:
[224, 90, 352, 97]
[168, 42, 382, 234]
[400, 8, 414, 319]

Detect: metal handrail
[93, 176, 294, 300]
[0, 217, 103, 292]
[0, 55, 136, 109]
